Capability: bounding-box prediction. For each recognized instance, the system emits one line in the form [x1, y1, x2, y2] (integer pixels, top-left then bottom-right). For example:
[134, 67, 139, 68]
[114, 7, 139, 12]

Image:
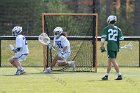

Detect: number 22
[108, 29, 118, 41]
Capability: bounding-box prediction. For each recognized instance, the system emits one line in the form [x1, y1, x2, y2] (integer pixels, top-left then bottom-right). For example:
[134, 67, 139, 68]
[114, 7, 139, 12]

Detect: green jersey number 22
[108, 29, 118, 41]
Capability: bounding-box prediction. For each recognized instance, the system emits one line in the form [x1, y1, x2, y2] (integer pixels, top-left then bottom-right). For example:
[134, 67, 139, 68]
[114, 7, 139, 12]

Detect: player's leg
[44, 55, 62, 73]
[102, 51, 113, 80]
[57, 59, 75, 70]
[51, 56, 62, 68]
[9, 58, 23, 75]
[102, 60, 111, 80]
[44, 52, 75, 73]
[9, 55, 27, 75]
[18, 54, 28, 74]
[111, 59, 122, 80]
[57, 52, 75, 70]
[9, 58, 20, 68]
[111, 52, 122, 80]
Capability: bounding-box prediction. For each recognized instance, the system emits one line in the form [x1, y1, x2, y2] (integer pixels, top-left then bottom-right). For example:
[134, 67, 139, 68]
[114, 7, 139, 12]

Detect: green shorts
[107, 51, 118, 58]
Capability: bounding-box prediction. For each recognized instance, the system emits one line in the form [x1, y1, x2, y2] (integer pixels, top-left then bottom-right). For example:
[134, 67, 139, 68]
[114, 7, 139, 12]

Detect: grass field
[0, 67, 140, 93]
[1, 40, 139, 67]
[0, 40, 140, 93]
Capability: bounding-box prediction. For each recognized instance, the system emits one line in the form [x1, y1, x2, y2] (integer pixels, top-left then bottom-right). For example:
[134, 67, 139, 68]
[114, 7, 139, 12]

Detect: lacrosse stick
[9, 44, 14, 51]
[120, 42, 133, 50]
[38, 33, 55, 50]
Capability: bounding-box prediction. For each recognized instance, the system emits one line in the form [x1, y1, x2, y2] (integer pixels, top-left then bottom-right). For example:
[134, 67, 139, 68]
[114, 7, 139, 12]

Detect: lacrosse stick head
[38, 33, 50, 45]
[126, 42, 133, 49]
[120, 42, 133, 50]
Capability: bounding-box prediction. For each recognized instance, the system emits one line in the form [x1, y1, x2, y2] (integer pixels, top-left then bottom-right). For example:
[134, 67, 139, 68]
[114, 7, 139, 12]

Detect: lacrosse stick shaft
[9, 44, 14, 50]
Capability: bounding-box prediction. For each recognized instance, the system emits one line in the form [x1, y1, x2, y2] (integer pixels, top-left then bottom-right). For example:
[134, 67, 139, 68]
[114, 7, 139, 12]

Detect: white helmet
[12, 26, 22, 36]
[53, 27, 63, 38]
[107, 15, 117, 24]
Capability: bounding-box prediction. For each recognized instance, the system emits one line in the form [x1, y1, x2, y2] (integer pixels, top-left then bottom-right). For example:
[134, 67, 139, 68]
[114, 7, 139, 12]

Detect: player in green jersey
[100, 15, 124, 80]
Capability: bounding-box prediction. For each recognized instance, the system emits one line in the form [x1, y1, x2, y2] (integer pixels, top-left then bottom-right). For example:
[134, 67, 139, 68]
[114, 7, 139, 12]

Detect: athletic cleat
[68, 61, 75, 71]
[20, 69, 26, 74]
[15, 69, 21, 75]
[102, 75, 108, 80]
[115, 75, 122, 80]
[44, 68, 52, 74]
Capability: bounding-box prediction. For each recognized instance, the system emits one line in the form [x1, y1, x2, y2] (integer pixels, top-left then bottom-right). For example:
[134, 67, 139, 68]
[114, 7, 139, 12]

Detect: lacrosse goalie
[100, 15, 124, 80]
[43, 27, 75, 73]
[9, 26, 29, 75]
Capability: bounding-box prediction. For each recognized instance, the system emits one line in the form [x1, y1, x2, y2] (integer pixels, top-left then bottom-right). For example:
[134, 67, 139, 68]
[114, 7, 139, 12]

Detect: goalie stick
[38, 33, 55, 70]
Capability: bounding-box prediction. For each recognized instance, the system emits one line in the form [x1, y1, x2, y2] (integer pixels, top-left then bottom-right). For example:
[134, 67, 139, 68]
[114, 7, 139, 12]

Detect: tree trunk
[134, 0, 140, 35]
[121, 0, 126, 19]
[106, 0, 111, 18]
[96, 0, 101, 14]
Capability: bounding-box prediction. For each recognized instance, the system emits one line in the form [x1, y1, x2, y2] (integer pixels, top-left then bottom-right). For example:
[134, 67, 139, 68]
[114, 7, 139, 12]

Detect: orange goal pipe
[95, 14, 98, 73]
[42, 14, 47, 70]
[42, 13, 98, 72]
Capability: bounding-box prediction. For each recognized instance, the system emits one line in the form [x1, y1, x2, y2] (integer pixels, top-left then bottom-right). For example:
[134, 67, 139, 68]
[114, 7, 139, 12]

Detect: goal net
[42, 13, 98, 72]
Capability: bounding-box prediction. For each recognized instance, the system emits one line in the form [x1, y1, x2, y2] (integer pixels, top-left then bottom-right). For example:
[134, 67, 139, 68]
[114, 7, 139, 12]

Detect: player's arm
[12, 37, 22, 53]
[9, 44, 21, 53]
[12, 47, 21, 53]
[100, 28, 107, 52]
[118, 28, 124, 49]
[118, 28, 124, 41]
[100, 36, 106, 52]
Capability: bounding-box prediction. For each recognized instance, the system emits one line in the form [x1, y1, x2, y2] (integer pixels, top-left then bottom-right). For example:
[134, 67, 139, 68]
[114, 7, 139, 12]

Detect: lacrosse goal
[42, 13, 98, 72]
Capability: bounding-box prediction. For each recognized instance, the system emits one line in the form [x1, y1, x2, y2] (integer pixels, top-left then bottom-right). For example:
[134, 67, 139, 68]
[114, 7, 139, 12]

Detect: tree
[134, 0, 140, 35]
[106, 0, 111, 18]
[121, 0, 126, 19]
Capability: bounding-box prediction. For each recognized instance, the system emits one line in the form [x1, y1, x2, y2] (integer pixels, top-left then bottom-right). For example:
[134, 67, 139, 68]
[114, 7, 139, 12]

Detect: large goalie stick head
[38, 33, 50, 45]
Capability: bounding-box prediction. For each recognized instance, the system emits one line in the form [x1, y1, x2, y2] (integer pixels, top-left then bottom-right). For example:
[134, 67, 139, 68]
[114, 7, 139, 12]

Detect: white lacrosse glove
[47, 43, 55, 50]
[9, 44, 17, 53]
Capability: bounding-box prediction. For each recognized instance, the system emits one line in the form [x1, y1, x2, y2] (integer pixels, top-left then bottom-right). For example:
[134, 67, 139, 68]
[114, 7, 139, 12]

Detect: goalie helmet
[53, 27, 63, 38]
[12, 26, 22, 36]
[107, 15, 117, 24]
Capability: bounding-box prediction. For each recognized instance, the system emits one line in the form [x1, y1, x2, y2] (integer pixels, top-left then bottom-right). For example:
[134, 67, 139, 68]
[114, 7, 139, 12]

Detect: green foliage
[0, 0, 138, 36]
[45, 0, 72, 13]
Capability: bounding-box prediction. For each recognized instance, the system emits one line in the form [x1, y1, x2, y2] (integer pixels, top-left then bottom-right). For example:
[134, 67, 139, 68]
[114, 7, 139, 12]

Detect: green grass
[0, 67, 140, 93]
[1, 40, 139, 67]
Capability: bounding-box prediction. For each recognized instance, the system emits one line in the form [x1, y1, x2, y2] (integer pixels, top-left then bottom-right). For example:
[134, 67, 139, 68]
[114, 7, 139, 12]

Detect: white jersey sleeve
[61, 36, 70, 47]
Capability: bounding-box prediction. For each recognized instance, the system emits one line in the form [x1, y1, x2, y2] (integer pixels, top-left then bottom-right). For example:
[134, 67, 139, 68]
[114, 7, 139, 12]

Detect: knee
[9, 58, 15, 64]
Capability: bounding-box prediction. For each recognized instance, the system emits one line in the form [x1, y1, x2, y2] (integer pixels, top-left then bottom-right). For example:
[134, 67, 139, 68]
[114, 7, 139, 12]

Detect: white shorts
[12, 54, 28, 62]
[57, 52, 70, 60]
[57, 59, 66, 63]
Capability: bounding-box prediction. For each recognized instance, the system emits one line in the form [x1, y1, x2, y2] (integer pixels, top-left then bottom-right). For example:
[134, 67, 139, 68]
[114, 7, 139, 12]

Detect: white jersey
[15, 35, 29, 56]
[53, 35, 70, 53]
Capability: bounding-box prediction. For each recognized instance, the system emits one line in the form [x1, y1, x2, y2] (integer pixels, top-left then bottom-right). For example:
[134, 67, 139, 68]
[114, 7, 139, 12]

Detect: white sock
[20, 67, 24, 70]
[117, 72, 121, 76]
[104, 73, 109, 76]
[17, 66, 21, 70]
[47, 67, 51, 70]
